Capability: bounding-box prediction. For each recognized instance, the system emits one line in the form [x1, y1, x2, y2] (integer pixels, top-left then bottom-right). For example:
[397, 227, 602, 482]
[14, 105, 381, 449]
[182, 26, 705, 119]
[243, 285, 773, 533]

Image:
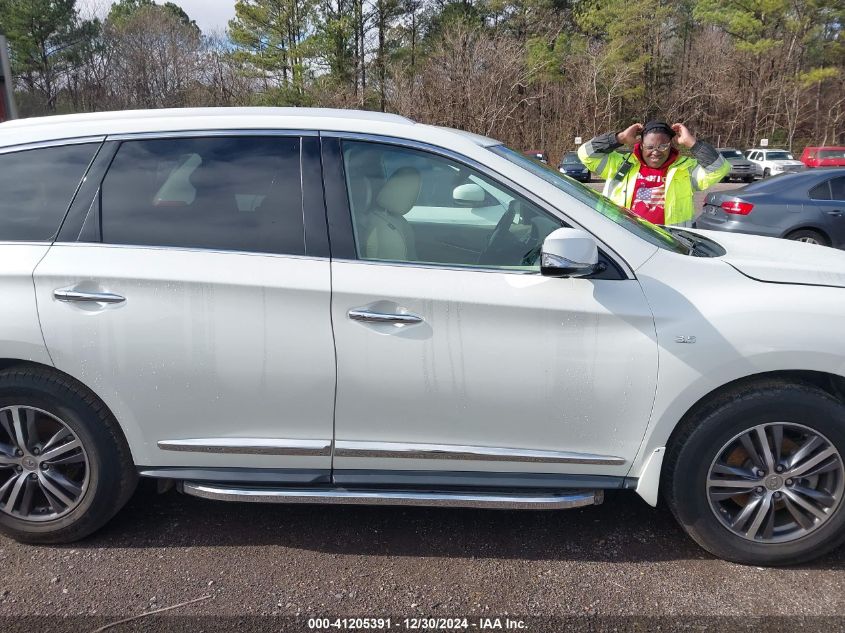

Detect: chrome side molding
[181, 482, 603, 510]
[334, 440, 626, 465]
[158, 438, 331, 457]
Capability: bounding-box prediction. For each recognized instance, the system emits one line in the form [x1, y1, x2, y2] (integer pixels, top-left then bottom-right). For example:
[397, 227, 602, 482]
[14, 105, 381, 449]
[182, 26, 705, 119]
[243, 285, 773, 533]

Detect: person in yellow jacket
[577, 121, 730, 226]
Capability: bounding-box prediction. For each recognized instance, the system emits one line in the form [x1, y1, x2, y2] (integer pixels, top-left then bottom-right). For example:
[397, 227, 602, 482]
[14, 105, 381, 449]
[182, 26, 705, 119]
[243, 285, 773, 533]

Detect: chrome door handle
[348, 309, 423, 325]
[825, 210, 842, 216]
[54, 290, 126, 304]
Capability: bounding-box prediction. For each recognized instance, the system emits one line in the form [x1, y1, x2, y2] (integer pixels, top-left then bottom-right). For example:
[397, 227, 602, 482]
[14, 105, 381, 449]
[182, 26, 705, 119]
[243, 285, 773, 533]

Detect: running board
[180, 482, 603, 510]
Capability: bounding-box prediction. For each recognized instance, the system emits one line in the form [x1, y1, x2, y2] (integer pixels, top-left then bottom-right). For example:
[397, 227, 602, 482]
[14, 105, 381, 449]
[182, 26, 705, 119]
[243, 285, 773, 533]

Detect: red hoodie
[629, 143, 680, 225]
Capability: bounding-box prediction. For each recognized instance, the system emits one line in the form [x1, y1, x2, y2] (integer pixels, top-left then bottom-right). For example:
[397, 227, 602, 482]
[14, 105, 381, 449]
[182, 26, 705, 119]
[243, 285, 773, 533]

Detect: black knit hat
[642, 120, 675, 138]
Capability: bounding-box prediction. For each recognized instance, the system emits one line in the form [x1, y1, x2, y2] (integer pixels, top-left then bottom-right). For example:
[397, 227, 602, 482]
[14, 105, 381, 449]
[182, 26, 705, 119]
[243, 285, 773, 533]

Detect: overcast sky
[79, 0, 237, 35]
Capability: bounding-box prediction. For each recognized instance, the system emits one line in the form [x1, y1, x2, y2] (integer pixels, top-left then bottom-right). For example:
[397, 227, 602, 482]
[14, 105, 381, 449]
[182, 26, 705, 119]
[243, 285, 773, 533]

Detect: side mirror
[540, 228, 600, 278]
[452, 183, 486, 207]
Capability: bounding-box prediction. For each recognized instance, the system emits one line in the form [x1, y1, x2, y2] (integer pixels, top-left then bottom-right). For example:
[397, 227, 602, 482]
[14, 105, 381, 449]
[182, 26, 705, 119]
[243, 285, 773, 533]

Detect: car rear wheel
[0, 366, 137, 543]
[786, 229, 828, 246]
[663, 381, 845, 566]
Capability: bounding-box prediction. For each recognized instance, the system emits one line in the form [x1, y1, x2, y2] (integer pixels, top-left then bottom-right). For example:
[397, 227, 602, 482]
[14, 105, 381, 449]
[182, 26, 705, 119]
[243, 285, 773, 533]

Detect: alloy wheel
[707, 422, 844, 543]
[0, 406, 90, 521]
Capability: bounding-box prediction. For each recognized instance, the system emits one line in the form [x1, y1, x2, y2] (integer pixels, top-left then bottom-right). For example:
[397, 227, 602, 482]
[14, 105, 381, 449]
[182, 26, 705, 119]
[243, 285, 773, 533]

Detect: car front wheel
[0, 366, 137, 543]
[663, 381, 845, 566]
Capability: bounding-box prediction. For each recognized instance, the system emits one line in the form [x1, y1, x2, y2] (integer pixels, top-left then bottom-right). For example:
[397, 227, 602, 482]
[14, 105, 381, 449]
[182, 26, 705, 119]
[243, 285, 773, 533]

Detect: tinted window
[830, 177, 845, 201]
[819, 149, 845, 159]
[766, 151, 792, 160]
[720, 150, 743, 158]
[343, 141, 564, 270]
[809, 181, 831, 200]
[0, 143, 98, 241]
[100, 137, 303, 254]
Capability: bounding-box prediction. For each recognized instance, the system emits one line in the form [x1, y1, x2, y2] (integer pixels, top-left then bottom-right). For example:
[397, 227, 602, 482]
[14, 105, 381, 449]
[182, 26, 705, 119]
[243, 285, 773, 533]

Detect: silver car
[717, 148, 755, 183]
[697, 168, 845, 246]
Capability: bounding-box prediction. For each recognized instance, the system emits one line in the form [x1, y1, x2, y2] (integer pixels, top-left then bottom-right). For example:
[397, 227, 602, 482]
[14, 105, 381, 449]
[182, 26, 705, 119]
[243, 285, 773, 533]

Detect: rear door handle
[54, 289, 126, 304]
[348, 309, 423, 325]
[825, 210, 842, 217]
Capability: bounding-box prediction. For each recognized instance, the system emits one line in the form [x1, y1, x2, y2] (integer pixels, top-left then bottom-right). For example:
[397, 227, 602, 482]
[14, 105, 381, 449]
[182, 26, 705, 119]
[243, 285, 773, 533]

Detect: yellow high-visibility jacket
[577, 132, 730, 225]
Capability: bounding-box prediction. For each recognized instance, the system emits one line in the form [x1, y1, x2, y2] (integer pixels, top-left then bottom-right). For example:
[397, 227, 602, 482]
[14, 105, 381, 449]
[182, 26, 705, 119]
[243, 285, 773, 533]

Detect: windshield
[562, 152, 582, 164]
[490, 144, 688, 254]
[819, 149, 845, 159]
[720, 150, 743, 158]
[766, 151, 793, 160]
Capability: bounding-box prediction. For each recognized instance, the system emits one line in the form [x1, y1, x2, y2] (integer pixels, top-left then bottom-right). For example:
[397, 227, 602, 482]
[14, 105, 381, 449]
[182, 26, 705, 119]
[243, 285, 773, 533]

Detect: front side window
[490, 144, 689, 254]
[342, 141, 564, 270]
[99, 136, 304, 254]
[0, 143, 98, 241]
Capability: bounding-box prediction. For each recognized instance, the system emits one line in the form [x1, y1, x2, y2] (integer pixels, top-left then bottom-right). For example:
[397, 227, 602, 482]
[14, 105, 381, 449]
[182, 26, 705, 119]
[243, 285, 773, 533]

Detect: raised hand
[616, 123, 643, 147]
[671, 123, 697, 148]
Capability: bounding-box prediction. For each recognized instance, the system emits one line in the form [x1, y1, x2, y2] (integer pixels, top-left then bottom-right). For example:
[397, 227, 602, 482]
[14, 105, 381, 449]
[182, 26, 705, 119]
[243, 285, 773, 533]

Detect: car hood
[725, 157, 751, 165]
[691, 229, 845, 288]
[767, 159, 804, 167]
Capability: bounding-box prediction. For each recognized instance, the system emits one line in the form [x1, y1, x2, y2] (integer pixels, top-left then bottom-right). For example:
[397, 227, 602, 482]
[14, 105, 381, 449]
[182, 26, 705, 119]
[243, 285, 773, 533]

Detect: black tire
[744, 176, 754, 183]
[0, 366, 137, 544]
[786, 229, 828, 246]
[763, 168, 771, 178]
[663, 380, 845, 566]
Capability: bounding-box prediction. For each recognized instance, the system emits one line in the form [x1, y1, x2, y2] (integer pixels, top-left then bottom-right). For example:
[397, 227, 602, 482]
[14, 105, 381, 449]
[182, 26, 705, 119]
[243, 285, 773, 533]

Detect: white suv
[1, 108, 844, 566]
[745, 148, 806, 178]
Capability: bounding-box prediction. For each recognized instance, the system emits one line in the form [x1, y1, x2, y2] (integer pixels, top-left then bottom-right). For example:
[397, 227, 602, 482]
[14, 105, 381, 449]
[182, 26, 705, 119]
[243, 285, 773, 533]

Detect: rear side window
[809, 181, 831, 200]
[0, 143, 98, 241]
[100, 136, 304, 254]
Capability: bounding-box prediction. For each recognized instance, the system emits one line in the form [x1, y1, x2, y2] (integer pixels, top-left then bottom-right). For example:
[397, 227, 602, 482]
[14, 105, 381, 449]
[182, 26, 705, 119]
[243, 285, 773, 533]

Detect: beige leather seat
[364, 166, 421, 261]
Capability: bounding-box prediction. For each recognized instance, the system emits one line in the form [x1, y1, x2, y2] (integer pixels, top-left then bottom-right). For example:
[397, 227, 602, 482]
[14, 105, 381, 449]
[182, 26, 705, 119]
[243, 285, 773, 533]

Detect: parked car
[2, 108, 845, 566]
[745, 148, 806, 178]
[523, 149, 548, 164]
[717, 148, 755, 183]
[697, 168, 845, 247]
[558, 151, 591, 182]
[801, 146, 845, 169]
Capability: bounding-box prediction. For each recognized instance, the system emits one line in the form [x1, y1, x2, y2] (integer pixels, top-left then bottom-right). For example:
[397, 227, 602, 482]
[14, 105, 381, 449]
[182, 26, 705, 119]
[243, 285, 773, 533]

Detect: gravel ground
[2, 484, 844, 632]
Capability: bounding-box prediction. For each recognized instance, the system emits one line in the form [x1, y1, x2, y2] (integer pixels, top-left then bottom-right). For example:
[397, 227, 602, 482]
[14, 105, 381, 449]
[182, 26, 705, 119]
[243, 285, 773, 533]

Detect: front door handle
[825, 210, 842, 217]
[54, 289, 126, 304]
[348, 309, 423, 325]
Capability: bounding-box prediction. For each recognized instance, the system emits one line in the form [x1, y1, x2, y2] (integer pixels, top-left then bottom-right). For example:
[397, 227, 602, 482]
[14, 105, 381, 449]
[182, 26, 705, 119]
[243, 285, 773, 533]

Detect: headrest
[376, 167, 421, 216]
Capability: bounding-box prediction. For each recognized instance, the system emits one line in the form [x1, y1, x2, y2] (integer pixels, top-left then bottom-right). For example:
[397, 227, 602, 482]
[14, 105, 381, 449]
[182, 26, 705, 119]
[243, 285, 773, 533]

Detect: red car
[801, 146, 845, 168]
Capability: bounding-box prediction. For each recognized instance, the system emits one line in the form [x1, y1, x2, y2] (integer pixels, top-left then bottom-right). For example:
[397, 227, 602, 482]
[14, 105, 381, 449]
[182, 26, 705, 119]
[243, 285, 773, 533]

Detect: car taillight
[721, 200, 754, 215]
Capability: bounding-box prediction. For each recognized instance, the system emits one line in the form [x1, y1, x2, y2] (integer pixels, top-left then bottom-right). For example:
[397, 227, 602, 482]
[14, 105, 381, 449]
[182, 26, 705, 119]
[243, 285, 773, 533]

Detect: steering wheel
[478, 200, 518, 264]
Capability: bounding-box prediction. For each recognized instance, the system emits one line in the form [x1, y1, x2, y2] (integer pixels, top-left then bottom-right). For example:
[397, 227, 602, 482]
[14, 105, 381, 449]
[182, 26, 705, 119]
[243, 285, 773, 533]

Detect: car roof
[0, 107, 502, 152]
[740, 167, 845, 192]
[746, 148, 789, 152]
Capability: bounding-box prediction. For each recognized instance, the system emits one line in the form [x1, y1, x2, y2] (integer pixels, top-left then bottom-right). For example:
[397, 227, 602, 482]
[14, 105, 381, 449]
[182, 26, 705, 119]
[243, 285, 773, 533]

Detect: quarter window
[0, 143, 98, 241]
[99, 136, 304, 254]
[809, 181, 831, 201]
[342, 141, 563, 270]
